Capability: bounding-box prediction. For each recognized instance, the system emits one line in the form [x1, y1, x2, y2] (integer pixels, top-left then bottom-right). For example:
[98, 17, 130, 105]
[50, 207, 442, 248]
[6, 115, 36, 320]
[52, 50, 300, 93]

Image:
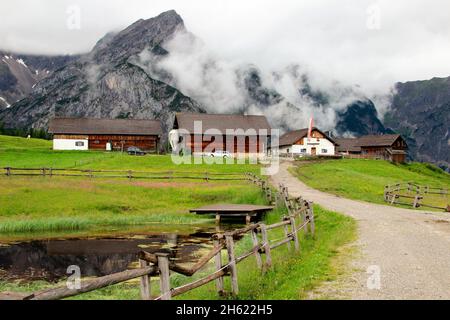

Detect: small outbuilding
[278, 127, 337, 156]
[336, 134, 408, 163]
[49, 118, 162, 152]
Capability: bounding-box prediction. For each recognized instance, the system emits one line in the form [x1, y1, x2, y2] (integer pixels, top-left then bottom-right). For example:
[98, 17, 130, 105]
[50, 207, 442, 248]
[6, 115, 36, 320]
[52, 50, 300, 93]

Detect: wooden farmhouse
[278, 127, 337, 156]
[48, 118, 162, 152]
[336, 134, 408, 163]
[171, 113, 272, 156]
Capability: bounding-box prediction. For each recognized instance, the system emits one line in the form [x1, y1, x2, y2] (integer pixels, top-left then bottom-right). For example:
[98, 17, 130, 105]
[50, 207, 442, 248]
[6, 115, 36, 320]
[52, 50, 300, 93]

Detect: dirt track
[270, 161, 450, 299]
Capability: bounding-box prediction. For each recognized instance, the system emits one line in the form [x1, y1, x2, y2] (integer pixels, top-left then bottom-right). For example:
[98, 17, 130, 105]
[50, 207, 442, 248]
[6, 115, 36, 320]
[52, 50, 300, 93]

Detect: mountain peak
[91, 10, 184, 64]
[157, 9, 181, 19]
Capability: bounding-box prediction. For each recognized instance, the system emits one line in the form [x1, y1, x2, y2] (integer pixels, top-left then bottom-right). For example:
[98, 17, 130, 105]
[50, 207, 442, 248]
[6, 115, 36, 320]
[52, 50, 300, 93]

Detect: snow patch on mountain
[16, 59, 28, 68]
[0, 96, 11, 108]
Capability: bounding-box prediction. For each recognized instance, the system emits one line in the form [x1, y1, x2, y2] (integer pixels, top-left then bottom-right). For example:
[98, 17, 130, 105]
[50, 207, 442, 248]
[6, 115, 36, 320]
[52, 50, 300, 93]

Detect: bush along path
[271, 161, 450, 299]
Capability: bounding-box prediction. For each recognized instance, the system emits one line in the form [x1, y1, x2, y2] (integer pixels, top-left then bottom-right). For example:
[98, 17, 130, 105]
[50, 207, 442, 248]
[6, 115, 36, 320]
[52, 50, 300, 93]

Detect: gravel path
[271, 161, 450, 299]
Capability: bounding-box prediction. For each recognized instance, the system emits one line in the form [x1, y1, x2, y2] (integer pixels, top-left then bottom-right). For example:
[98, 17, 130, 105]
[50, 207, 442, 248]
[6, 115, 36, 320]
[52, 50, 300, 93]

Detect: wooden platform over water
[190, 204, 274, 224]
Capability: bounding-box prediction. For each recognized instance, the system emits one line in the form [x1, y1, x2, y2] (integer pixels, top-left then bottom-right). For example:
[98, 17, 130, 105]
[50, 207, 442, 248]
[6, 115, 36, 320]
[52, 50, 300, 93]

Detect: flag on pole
[308, 117, 314, 139]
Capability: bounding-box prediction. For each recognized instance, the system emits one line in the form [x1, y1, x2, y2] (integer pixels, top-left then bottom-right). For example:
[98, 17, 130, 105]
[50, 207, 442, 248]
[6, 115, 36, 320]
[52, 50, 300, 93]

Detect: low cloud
[139, 30, 379, 132]
[2, 0, 450, 129]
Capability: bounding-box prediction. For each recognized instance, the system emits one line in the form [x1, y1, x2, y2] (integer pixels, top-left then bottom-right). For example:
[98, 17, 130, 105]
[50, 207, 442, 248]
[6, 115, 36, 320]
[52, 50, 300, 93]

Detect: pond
[0, 224, 238, 283]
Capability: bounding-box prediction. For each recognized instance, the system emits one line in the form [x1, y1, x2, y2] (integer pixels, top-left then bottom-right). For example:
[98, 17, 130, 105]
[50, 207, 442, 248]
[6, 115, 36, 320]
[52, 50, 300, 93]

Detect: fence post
[260, 224, 272, 270]
[277, 184, 284, 207]
[128, 170, 132, 181]
[265, 187, 272, 204]
[139, 259, 151, 300]
[213, 240, 225, 295]
[250, 229, 263, 270]
[49, 168, 53, 178]
[42, 168, 46, 177]
[390, 194, 396, 205]
[298, 199, 307, 230]
[309, 203, 316, 237]
[225, 234, 239, 296]
[5, 167, 11, 177]
[156, 253, 171, 300]
[384, 186, 389, 201]
[289, 216, 300, 252]
[306, 202, 315, 236]
[413, 195, 422, 208]
[284, 186, 289, 199]
[282, 217, 292, 251]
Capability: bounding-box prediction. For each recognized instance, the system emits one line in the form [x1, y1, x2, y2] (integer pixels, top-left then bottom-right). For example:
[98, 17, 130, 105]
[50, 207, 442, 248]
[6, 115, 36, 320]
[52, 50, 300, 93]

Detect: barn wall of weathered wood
[185, 134, 267, 154]
[87, 135, 158, 152]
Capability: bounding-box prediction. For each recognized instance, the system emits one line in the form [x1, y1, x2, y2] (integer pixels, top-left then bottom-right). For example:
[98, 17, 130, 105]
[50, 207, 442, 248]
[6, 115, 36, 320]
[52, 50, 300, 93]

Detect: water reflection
[0, 232, 213, 282]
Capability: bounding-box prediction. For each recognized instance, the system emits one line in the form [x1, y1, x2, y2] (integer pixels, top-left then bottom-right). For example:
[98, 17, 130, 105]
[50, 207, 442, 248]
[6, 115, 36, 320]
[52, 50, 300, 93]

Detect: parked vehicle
[127, 146, 146, 156]
[208, 150, 232, 158]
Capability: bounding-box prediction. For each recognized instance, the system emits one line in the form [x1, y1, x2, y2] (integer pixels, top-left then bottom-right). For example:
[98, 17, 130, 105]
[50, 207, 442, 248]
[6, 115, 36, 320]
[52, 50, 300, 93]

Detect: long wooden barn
[172, 113, 272, 156]
[48, 118, 162, 152]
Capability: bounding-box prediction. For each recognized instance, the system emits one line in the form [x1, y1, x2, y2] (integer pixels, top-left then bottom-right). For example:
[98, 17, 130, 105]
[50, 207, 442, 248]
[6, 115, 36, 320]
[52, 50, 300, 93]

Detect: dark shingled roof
[355, 134, 402, 147]
[335, 138, 361, 153]
[48, 118, 163, 136]
[279, 128, 336, 147]
[174, 113, 272, 135]
[335, 134, 406, 152]
[279, 129, 309, 147]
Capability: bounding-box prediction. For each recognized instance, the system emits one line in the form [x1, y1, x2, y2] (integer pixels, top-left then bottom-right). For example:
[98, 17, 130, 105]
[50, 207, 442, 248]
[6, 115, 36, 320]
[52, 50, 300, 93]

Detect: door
[311, 147, 317, 156]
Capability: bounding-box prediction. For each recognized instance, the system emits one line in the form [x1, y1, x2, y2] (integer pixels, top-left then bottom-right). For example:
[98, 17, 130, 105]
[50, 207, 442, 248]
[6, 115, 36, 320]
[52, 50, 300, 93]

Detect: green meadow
[291, 159, 450, 209]
[0, 135, 357, 300]
[0, 135, 262, 234]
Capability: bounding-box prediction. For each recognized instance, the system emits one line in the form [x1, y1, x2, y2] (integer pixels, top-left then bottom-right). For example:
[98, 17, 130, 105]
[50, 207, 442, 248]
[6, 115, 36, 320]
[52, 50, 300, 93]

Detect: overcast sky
[2, 0, 450, 90]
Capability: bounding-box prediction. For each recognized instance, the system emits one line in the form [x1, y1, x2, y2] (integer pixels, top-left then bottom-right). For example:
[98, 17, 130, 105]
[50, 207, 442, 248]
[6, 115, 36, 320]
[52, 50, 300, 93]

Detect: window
[75, 141, 85, 147]
[322, 149, 328, 154]
[94, 140, 100, 144]
[301, 149, 307, 153]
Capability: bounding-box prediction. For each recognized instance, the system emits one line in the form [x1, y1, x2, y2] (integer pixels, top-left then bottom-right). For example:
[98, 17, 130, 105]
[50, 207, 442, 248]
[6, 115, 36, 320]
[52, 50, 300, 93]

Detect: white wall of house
[280, 138, 335, 156]
[53, 139, 89, 151]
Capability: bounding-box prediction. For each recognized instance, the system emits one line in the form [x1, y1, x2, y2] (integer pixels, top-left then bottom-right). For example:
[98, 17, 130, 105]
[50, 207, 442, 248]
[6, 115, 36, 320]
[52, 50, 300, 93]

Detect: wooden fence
[2, 167, 246, 181]
[384, 182, 449, 211]
[1, 174, 315, 300]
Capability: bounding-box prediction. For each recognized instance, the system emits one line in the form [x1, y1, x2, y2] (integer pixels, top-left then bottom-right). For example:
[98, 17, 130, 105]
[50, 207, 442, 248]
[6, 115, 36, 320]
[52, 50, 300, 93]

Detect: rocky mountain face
[0, 51, 76, 109]
[0, 10, 204, 134]
[384, 77, 450, 170]
[336, 100, 387, 136]
[0, 9, 383, 139]
[2, 9, 447, 168]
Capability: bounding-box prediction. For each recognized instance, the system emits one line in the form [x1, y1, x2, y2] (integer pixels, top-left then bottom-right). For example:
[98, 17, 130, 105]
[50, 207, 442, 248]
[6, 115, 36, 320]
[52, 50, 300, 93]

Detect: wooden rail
[384, 182, 449, 211]
[2, 167, 247, 181]
[142, 179, 315, 300]
[0, 174, 315, 300]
